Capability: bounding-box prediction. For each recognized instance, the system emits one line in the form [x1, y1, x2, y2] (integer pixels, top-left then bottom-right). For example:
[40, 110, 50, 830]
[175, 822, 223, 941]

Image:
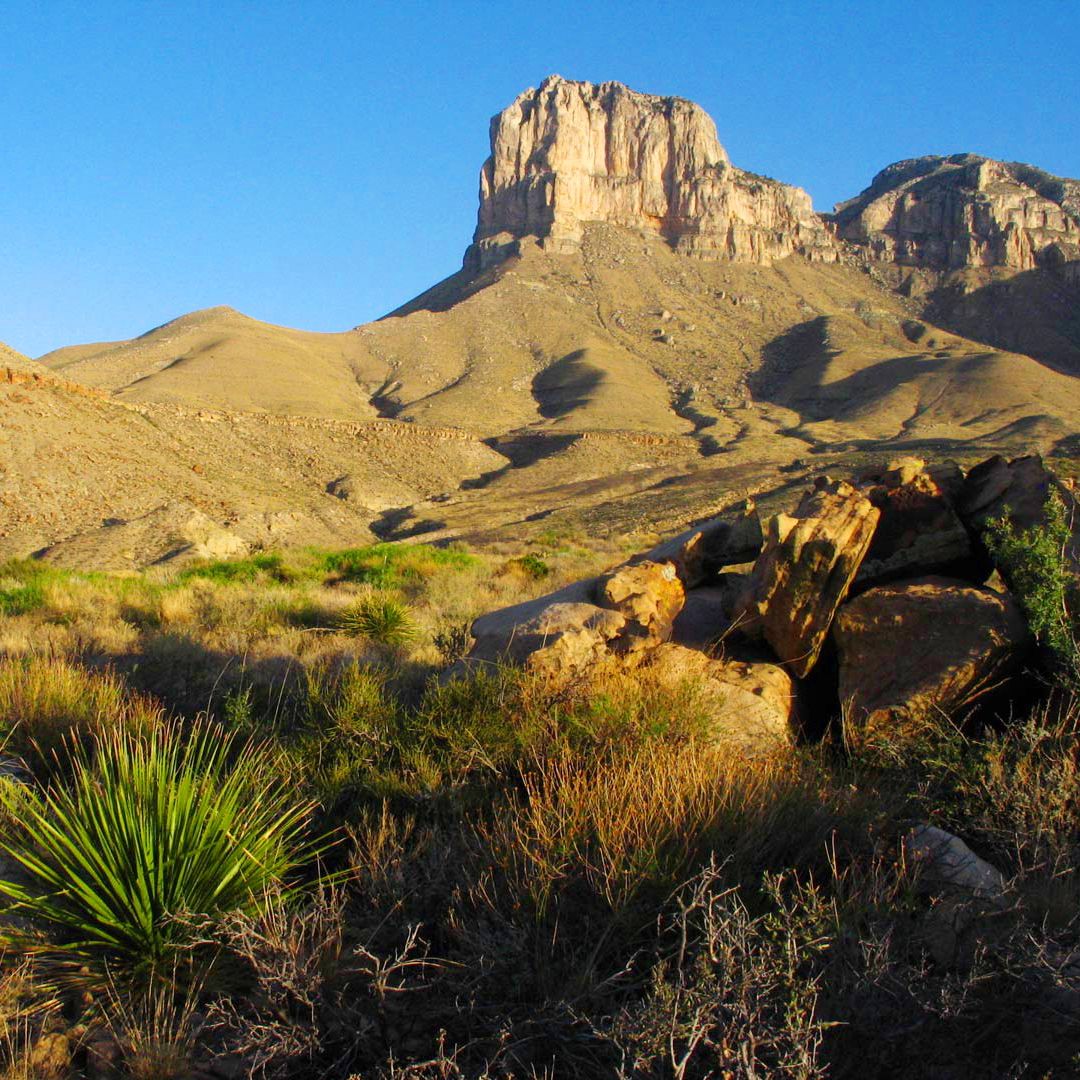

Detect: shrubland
[0, 526, 1077, 1078]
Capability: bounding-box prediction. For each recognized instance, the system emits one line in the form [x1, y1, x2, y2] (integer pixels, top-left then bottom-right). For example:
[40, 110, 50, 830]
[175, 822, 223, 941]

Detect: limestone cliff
[834, 154, 1080, 273]
[466, 75, 837, 270]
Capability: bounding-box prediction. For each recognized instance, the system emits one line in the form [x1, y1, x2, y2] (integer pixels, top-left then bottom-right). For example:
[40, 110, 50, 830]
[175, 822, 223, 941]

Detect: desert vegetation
[0, 513, 1078, 1079]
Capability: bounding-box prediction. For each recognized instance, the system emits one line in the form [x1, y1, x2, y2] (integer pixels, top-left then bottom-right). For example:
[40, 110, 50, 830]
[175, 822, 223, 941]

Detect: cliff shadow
[922, 266, 1080, 377]
[532, 349, 606, 420]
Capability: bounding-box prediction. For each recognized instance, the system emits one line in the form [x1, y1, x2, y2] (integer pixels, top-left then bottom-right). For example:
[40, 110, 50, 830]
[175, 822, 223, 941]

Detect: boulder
[633, 500, 761, 588]
[958, 454, 1073, 536]
[904, 825, 1006, 902]
[835, 577, 1029, 742]
[462, 578, 627, 678]
[649, 643, 795, 752]
[855, 467, 973, 588]
[734, 479, 880, 677]
[594, 560, 684, 655]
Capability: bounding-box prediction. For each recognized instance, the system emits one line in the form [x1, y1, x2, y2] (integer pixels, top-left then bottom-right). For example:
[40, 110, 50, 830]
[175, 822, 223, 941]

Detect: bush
[176, 552, 295, 586]
[0, 721, 321, 982]
[985, 488, 1079, 684]
[321, 543, 475, 589]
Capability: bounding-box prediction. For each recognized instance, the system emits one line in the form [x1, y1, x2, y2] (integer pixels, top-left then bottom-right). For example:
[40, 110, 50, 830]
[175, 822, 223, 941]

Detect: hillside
[13, 76, 1080, 567]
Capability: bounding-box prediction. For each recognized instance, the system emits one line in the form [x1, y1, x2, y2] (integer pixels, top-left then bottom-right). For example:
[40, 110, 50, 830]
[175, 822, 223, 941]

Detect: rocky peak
[466, 75, 837, 270]
[833, 153, 1080, 272]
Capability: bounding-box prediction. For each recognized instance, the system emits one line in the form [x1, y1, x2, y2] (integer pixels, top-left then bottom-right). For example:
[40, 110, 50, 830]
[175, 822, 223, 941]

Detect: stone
[466, 75, 837, 271]
[594, 560, 684, 655]
[904, 825, 1006, 901]
[670, 576, 748, 649]
[327, 475, 357, 500]
[634, 500, 761, 588]
[834, 154, 1080, 271]
[734, 479, 880, 677]
[959, 454, 1076, 536]
[461, 577, 627, 678]
[855, 467, 973, 588]
[649, 643, 795, 752]
[834, 576, 1029, 742]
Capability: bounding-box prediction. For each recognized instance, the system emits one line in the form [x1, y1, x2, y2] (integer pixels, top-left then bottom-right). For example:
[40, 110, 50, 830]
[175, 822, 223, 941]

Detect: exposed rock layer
[834, 154, 1080, 271]
[468, 75, 836, 269]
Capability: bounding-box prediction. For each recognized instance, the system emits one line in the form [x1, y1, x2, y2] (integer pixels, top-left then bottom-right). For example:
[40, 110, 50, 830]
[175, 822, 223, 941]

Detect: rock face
[734, 479, 880, 678]
[467, 75, 837, 270]
[834, 154, 1080, 271]
[633, 500, 761, 588]
[834, 577, 1029, 743]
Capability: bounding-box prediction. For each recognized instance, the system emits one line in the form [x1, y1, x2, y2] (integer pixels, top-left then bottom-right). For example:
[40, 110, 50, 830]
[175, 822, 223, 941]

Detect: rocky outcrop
[834, 577, 1029, 744]
[633, 500, 761, 588]
[834, 154, 1080, 272]
[467, 75, 837, 270]
[733, 479, 880, 678]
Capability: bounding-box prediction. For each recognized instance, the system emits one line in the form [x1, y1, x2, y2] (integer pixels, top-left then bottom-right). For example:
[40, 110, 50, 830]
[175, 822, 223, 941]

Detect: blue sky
[2, 0, 1077, 357]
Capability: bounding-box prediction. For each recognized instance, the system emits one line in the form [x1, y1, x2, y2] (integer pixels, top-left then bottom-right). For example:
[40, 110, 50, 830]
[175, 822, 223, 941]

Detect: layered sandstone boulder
[834, 577, 1029, 744]
[464, 578, 628, 678]
[595, 560, 684, 656]
[466, 75, 836, 269]
[734, 479, 880, 678]
[834, 154, 1080, 271]
[649, 643, 795, 752]
[633, 500, 761, 588]
[855, 462, 973, 588]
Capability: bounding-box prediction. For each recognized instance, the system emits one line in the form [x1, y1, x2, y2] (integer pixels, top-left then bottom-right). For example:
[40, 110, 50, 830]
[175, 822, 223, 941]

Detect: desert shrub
[0, 721, 321, 982]
[509, 553, 551, 580]
[985, 488, 1079, 684]
[176, 552, 295, 586]
[206, 887, 434, 1080]
[0, 657, 163, 777]
[320, 543, 475, 589]
[336, 594, 417, 646]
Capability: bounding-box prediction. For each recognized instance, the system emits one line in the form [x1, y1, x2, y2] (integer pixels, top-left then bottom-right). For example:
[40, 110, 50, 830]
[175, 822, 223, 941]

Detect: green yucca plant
[337, 594, 418, 646]
[0, 722, 321, 981]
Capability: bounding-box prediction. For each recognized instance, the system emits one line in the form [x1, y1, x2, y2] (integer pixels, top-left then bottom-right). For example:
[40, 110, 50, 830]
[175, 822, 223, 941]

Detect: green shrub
[985, 489, 1079, 684]
[511, 554, 551, 580]
[336, 595, 417, 646]
[321, 543, 475, 589]
[0, 722, 321, 982]
[175, 552, 294, 586]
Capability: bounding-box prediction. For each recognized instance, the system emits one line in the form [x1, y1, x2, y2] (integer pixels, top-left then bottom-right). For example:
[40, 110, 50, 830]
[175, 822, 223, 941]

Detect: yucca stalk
[0, 722, 321, 981]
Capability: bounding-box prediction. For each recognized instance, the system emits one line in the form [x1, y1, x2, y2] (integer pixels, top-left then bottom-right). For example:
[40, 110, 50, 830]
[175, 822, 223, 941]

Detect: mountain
[12, 76, 1080, 566]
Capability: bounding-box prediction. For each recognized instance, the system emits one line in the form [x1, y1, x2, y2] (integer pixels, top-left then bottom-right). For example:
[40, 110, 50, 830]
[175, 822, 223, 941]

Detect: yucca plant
[0, 722, 322, 983]
[337, 594, 417, 647]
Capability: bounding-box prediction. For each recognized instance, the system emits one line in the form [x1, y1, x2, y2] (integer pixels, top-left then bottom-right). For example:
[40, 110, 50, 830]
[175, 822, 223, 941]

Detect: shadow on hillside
[532, 350, 605, 420]
[922, 266, 1080, 377]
